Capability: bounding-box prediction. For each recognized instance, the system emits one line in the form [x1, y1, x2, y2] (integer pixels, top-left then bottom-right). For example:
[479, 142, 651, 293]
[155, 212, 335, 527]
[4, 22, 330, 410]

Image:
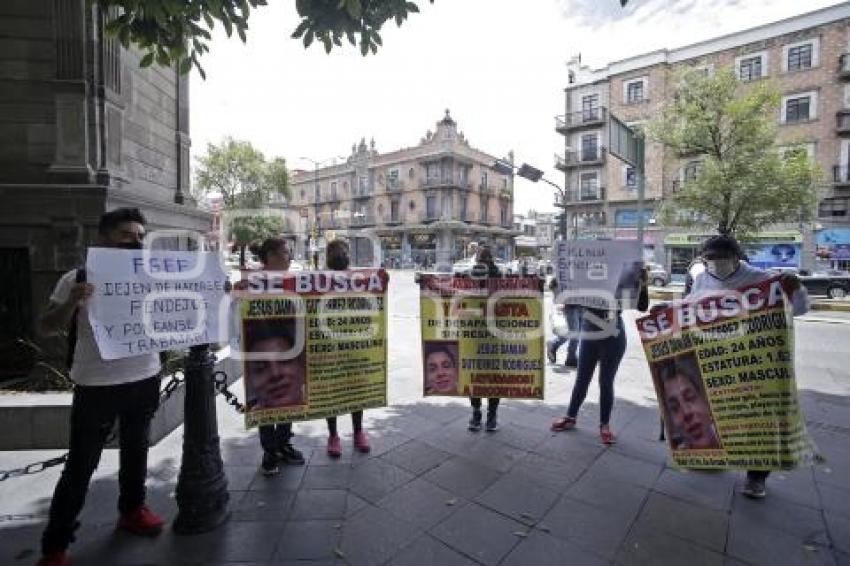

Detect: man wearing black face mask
[36, 208, 164, 566]
[686, 233, 809, 500]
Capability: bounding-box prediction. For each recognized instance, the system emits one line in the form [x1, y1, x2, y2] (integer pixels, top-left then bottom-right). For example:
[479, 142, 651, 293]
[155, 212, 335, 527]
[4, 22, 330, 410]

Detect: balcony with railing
[556, 186, 607, 205]
[834, 166, 850, 188]
[840, 53, 850, 80]
[554, 147, 607, 171]
[555, 107, 608, 134]
[423, 176, 472, 190]
[499, 186, 512, 199]
[837, 111, 850, 135]
[386, 178, 404, 192]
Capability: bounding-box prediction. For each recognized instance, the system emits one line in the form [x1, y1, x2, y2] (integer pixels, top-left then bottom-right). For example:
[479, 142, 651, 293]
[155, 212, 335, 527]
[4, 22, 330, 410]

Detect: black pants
[259, 423, 293, 454]
[42, 375, 160, 554]
[747, 470, 770, 482]
[326, 411, 363, 436]
[470, 398, 500, 413]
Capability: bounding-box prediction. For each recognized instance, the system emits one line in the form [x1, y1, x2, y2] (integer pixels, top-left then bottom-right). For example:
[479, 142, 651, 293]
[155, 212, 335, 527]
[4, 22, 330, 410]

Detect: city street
[1, 271, 849, 565]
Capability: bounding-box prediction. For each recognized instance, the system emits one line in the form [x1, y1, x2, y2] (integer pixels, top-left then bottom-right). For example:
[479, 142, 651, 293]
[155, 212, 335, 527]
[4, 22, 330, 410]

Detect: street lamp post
[492, 160, 569, 239]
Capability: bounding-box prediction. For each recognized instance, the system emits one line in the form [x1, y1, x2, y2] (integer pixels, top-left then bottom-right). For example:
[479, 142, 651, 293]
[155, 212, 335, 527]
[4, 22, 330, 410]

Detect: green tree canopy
[649, 68, 820, 236]
[194, 137, 290, 265]
[194, 137, 289, 207]
[99, 0, 434, 78]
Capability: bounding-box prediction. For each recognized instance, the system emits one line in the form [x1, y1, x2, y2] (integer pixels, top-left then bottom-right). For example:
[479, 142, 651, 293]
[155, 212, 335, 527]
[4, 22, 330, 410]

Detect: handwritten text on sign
[86, 249, 228, 359]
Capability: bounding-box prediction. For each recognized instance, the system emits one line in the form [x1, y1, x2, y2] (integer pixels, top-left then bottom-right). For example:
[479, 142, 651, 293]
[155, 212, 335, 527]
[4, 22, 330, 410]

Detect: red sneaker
[327, 434, 342, 457]
[36, 551, 69, 566]
[353, 430, 371, 453]
[117, 505, 165, 536]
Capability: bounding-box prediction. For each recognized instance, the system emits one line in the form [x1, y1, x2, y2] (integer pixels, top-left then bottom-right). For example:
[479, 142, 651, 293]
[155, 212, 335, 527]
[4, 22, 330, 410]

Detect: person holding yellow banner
[324, 239, 371, 456]
[685, 234, 808, 499]
[468, 245, 502, 432]
[240, 238, 306, 476]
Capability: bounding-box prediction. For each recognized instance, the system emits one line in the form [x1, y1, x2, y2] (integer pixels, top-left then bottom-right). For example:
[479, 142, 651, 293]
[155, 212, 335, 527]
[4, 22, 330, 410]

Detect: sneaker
[117, 505, 164, 536]
[742, 477, 767, 499]
[261, 451, 280, 475]
[278, 443, 305, 465]
[36, 551, 69, 566]
[353, 430, 371, 453]
[546, 345, 557, 364]
[327, 434, 342, 457]
[485, 413, 499, 432]
[468, 410, 483, 432]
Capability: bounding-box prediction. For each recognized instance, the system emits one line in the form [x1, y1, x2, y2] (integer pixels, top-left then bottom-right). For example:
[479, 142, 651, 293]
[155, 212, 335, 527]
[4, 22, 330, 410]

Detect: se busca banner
[233, 269, 389, 428]
[636, 276, 816, 470]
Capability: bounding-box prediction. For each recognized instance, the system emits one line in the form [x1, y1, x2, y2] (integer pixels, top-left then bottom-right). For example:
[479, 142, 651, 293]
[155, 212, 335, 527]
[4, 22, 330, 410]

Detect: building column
[49, 0, 93, 183]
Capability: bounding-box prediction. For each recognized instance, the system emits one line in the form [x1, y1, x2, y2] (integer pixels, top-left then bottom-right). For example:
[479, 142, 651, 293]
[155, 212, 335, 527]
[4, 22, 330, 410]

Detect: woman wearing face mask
[685, 234, 809, 499]
[324, 239, 371, 457]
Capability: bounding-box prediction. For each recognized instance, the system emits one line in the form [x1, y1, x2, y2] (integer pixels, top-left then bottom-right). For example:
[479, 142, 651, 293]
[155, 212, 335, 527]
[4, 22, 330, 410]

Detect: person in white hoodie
[685, 234, 809, 499]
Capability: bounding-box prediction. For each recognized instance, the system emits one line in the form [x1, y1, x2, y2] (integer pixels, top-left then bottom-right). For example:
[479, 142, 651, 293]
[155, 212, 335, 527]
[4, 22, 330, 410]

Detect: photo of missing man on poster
[423, 341, 459, 395]
[654, 352, 722, 450]
[243, 318, 307, 410]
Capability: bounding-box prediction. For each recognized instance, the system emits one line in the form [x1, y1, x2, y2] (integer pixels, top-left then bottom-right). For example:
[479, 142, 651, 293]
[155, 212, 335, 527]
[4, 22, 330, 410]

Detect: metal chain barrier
[213, 370, 245, 414]
[0, 369, 202, 482]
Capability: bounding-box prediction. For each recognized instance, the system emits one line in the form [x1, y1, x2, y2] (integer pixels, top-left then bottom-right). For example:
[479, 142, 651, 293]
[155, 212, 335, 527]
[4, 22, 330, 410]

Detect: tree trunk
[239, 244, 246, 268]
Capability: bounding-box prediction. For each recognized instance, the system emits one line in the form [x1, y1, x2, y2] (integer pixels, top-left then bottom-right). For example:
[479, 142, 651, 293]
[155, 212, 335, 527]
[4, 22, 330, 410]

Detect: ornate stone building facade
[285, 111, 516, 268]
[0, 1, 210, 353]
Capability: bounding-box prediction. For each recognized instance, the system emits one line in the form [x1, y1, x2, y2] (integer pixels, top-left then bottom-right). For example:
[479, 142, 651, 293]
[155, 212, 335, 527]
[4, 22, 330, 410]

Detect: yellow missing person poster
[234, 269, 389, 428]
[419, 274, 545, 399]
[636, 276, 816, 470]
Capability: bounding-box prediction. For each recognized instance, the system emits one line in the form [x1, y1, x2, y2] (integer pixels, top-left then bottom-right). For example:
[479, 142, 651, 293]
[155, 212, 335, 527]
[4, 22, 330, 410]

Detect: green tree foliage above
[194, 137, 290, 265]
[99, 0, 434, 78]
[649, 69, 820, 236]
[195, 137, 289, 207]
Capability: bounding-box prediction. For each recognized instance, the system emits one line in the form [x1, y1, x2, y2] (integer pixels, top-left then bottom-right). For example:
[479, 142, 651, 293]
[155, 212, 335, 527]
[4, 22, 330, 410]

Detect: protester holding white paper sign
[36, 208, 164, 566]
[551, 243, 648, 445]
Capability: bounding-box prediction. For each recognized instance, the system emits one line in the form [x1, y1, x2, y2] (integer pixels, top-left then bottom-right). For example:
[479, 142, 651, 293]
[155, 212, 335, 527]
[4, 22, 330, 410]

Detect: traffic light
[554, 213, 568, 239]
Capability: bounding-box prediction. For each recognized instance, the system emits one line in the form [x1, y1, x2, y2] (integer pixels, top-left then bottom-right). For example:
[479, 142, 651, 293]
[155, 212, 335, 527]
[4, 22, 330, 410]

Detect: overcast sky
[190, 0, 844, 215]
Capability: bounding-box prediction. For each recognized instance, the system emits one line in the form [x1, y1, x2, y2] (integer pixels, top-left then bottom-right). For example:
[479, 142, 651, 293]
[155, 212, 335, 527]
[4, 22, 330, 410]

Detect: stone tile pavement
[1, 389, 848, 566]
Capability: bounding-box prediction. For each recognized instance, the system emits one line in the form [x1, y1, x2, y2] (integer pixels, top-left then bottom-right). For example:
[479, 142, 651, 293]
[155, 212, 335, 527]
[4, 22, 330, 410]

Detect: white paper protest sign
[553, 240, 642, 309]
[86, 248, 228, 360]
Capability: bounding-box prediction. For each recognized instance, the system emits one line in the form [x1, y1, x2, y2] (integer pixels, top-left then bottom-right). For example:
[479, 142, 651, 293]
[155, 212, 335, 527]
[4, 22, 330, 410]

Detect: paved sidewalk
[1, 271, 848, 565]
[1, 384, 848, 565]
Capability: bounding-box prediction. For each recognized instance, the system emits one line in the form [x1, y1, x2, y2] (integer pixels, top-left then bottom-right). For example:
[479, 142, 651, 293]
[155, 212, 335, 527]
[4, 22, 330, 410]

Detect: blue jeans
[566, 314, 626, 425]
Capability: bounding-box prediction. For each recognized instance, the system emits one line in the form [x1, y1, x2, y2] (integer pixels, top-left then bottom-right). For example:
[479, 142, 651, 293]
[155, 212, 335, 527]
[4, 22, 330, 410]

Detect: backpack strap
[65, 267, 86, 370]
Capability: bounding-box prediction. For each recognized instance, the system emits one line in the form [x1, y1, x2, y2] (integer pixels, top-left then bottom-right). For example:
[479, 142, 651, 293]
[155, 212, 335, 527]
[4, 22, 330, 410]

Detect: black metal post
[173, 344, 230, 534]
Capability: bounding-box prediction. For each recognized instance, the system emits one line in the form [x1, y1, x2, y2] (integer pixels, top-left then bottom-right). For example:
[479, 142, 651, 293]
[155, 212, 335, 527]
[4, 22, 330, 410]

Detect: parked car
[646, 262, 670, 287]
[452, 257, 476, 275]
[800, 271, 850, 299]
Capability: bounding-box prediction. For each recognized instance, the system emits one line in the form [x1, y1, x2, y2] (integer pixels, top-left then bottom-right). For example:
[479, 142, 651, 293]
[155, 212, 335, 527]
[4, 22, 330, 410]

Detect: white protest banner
[86, 248, 228, 359]
[553, 240, 642, 309]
